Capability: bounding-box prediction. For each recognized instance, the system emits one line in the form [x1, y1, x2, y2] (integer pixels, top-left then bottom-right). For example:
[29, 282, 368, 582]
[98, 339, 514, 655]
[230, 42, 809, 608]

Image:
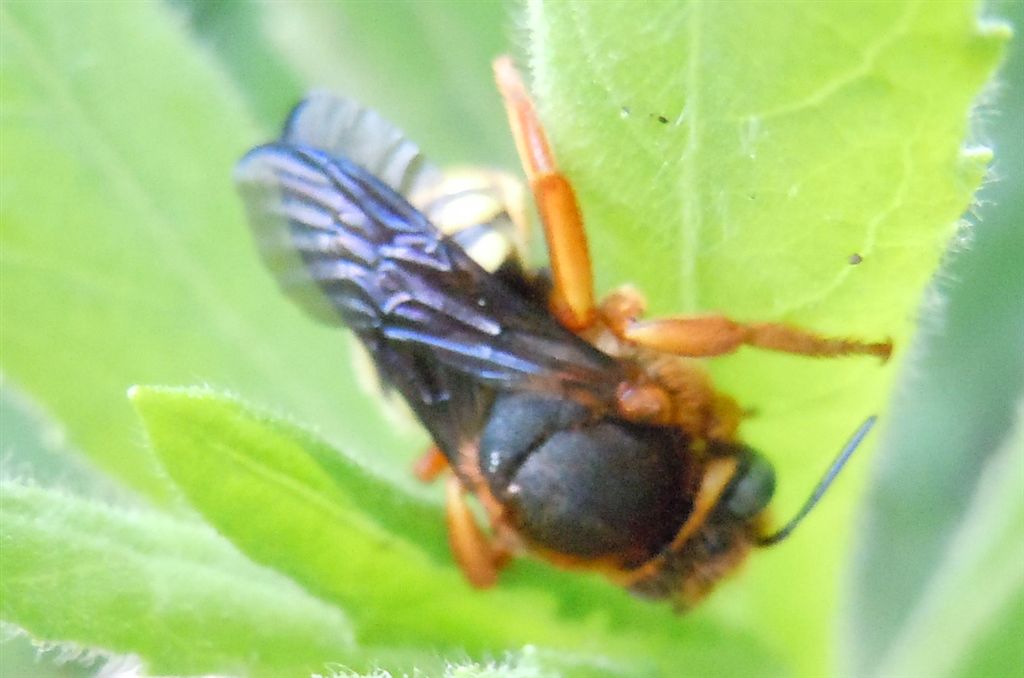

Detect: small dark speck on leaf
[848, 253, 863, 265]
[657, 115, 669, 124]
[621, 106, 631, 118]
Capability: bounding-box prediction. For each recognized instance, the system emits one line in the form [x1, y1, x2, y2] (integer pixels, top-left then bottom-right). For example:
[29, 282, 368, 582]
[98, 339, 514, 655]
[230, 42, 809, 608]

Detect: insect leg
[445, 476, 508, 588]
[493, 56, 596, 331]
[622, 315, 893, 361]
[412, 444, 448, 483]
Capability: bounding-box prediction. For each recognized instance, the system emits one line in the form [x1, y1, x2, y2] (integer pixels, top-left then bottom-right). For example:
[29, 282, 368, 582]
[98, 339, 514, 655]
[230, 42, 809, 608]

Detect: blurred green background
[1, 1, 1020, 676]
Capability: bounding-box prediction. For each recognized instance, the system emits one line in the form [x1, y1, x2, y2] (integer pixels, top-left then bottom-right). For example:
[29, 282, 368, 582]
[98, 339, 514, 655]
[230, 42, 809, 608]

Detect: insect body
[236, 58, 891, 608]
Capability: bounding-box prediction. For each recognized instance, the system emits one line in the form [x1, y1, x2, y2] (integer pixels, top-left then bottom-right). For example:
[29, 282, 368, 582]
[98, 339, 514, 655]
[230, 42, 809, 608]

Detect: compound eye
[722, 451, 776, 520]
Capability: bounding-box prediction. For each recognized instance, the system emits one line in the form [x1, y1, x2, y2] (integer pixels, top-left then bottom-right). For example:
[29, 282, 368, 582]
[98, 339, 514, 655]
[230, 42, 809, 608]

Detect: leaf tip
[127, 384, 178, 413]
[128, 385, 229, 431]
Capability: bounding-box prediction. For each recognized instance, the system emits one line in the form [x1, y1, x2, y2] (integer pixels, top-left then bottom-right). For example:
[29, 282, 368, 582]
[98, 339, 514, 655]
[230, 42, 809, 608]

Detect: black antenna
[757, 416, 877, 547]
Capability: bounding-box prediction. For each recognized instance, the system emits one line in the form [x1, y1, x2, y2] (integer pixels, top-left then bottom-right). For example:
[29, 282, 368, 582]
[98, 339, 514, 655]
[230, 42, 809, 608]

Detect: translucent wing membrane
[235, 141, 620, 454]
[282, 91, 442, 197]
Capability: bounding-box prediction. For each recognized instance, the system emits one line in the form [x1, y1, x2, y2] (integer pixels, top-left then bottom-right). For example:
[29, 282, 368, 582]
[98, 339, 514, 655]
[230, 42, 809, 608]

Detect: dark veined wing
[235, 142, 623, 454]
[282, 92, 528, 277]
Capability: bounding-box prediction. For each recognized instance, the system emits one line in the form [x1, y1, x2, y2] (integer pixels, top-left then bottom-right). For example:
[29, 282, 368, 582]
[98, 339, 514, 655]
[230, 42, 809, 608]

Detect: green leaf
[130, 386, 783, 676]
[168, 0, 305, 127]
[172, 0, 514, 164]
[1, 384, 97, 493]
[2, 1, 1012, 676]
[843, 2, 1024, 674]
[528, 1, 1007, 673]
[0, 0, 424, 501]
[862, 402, 1024, 677]
[951, 587, 1024, 678]
[252, 0, 516, 165]
[0, 481, 355, 676]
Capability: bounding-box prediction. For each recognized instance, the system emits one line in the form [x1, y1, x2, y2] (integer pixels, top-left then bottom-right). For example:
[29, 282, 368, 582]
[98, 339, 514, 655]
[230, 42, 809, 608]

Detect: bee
[235, 57, 892, 608]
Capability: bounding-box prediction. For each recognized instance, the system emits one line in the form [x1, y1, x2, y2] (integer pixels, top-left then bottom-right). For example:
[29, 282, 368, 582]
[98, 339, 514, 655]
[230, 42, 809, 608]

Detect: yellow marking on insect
[413, 167, 530, 274]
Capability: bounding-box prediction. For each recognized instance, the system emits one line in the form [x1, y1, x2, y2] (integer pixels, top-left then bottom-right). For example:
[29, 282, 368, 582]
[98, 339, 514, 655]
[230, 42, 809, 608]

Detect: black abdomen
[479, 393, 693, 565]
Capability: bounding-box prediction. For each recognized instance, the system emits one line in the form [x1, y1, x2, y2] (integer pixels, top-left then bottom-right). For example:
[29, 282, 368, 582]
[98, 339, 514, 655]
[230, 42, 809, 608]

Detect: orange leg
[600, 286, 891, 361]
[624, 315, 892, 361]
[415, 446, 509, 586]
[493, 56, 596, 331]
[445, 476, 508, 588]
[613, 353, 745, 438]
[412, 444, 448, 483]
[618, 317, 892, 364]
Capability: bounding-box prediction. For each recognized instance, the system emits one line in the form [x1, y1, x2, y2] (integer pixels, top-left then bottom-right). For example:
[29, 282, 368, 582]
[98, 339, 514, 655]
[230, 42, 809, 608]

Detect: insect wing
[235, 143, 622, 450]
[281, 91, 443, 199]
[285, 93, 528, 273]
